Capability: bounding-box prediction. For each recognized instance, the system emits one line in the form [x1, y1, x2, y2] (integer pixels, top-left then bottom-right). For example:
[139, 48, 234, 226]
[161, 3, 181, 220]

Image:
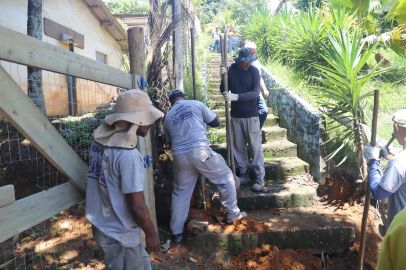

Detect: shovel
[220, 34, 240, 190]
[357, 89, 379, 270]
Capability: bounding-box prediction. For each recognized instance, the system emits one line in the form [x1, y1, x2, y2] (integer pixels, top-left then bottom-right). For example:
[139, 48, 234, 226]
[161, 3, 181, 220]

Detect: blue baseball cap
[234, 47, 257, 63]
[168, 90, 185, 103]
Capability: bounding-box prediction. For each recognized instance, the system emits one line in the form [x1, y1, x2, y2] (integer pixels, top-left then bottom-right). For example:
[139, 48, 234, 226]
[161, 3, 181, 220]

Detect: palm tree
[315, 30, 386, 180]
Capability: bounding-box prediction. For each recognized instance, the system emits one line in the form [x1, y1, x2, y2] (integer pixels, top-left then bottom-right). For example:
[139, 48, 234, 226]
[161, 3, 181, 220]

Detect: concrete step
[211, 138, 296, 160]
[263, 139, 297, 159]
[208, 126, 287, 144]
[264, 156, 309, 180]
[208, 94, 223, 100]
[207, 79, 221, 84]
[206, 85, 221, 91]
[237, 182, 316, 210]
[217, 114, 279, 127]
[211, 146, 306, 181]
[185, 207, 355, 259]
[209, 102, 224, 110]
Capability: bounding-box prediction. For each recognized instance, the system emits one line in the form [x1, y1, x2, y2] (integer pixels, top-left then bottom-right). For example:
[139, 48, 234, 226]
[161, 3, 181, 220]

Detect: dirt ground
[0, 174, 383, 270]
[222, 201, 382, 270]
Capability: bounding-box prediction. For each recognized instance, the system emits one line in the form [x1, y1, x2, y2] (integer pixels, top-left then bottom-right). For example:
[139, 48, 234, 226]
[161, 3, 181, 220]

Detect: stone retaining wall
[262, 71, 324, 181]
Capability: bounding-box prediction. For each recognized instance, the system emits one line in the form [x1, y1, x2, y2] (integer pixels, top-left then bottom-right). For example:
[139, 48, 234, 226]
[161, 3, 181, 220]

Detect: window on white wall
[96, 51, 108, 64]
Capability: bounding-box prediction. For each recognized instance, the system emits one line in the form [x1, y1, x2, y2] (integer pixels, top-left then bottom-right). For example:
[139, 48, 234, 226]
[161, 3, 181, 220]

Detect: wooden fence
[0, 25, 156, 243]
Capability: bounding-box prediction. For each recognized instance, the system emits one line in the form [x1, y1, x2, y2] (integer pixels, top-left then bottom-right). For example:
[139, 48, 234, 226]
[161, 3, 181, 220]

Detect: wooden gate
[0, 25, 156, 243]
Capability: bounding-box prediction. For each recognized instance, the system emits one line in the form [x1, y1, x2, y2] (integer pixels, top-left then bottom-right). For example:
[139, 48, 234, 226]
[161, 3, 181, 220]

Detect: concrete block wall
[262, 71, 324, 181]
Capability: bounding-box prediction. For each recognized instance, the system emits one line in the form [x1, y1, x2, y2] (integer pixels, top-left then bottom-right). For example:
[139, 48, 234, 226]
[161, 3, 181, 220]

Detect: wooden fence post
[127, 27, 158, 229]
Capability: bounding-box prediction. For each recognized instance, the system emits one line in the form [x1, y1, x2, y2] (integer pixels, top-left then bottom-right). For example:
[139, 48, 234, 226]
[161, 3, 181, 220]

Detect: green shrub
[183, 70, 205, 102]
[314, 29, 385, 168]
[241, 8, 276, 63]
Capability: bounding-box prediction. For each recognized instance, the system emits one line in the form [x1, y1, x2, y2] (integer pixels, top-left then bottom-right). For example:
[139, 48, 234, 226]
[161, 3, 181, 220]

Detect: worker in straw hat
[364, 109, 406, 227]
[86, 89, 164, 270]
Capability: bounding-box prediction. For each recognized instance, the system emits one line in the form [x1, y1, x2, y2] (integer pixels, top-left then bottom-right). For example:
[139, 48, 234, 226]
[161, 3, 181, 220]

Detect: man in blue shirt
[220, 48, 265, 192]
[364, 109, 406, 227]
[164, 90, 246, 244]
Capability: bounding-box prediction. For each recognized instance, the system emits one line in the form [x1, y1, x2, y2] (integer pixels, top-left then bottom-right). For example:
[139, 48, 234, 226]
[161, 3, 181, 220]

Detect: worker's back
[383, 149, 406, 225]
[164, 99, 216, 155]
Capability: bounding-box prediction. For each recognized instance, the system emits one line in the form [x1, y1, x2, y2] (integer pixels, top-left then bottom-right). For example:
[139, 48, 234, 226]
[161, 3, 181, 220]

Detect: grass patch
[264, 61, 317, 106]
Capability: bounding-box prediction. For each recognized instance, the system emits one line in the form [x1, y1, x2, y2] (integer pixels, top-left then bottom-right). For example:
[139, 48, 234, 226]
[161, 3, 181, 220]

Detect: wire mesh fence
[0, 60, 119, 269]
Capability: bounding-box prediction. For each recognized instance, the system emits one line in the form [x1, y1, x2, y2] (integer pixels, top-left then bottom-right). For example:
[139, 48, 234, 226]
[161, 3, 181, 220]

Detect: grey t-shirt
[378, 149, 406, 225]
[164, 99, 216, 155]
[85, 142, 144, 247]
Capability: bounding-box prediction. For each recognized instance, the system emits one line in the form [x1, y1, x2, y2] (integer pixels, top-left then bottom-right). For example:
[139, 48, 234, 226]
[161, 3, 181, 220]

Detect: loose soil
[223, 200, 382, 270]
[0, 168, 383, 269]
[0, 199, 383, 269]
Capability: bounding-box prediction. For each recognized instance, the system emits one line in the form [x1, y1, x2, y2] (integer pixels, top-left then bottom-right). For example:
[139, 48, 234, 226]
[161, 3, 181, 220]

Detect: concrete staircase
[183, 54, 354, 262]
[206, 54, 314, 207]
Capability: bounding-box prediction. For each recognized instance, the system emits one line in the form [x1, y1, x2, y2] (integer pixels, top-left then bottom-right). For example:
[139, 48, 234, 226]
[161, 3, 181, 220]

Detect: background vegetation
[104, 0, 149, 14]
[198, 0, 406, 176]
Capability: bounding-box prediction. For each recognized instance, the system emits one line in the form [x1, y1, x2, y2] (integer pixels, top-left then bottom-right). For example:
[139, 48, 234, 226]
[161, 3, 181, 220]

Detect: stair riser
[211, 150, 304, 180]
[208, 129, 287, 144]
[264, 129, 287, 142]
[264, 162, 308, 179]
[263, 145, 297, 159]
[217, 117, 278, 127]
[212, 144, 296, 159]
[237, 193, 315, 210]
[186, 228, 355, 258]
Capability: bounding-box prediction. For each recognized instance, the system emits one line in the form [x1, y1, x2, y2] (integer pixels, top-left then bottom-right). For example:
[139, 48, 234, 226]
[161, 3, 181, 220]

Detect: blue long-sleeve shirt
[367, 150, 406, 226]
[220, 63, 260, 118]
[368, 160, 393, 199]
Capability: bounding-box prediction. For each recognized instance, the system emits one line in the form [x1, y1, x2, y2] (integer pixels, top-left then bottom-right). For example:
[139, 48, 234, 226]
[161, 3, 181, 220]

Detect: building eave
[82, 0, 128, 51]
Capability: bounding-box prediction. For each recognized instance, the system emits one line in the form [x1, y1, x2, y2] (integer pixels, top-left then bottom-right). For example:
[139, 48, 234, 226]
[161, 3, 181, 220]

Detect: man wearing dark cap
[164, 90, 246, 244]
[220, 47, 265, 192]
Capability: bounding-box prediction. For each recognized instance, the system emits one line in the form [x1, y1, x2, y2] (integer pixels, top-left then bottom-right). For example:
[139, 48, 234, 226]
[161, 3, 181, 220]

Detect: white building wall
[0, 0, 125, 116]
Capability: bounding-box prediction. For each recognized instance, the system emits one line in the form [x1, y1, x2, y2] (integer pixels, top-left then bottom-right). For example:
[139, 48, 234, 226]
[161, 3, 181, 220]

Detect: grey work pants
[231, 117, 265, 183]
[93, 227, 151, 270]
[170, 148, 241, 235]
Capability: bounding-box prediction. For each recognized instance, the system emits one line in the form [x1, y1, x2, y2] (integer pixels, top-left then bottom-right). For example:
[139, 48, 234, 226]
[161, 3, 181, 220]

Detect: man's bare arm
[126, 192, 160, 252]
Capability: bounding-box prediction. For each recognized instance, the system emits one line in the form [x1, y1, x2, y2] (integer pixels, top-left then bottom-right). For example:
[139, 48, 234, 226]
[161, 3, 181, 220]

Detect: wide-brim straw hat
[93, 123, 139, 149]
[93, 89, 164, 148]
[105, 89, 164, 126]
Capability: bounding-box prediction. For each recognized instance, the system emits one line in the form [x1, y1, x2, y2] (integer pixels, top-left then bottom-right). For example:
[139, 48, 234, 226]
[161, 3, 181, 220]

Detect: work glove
[364, 144, 380, 161]
[220, 66, 227, 75]
[379, 147, 391, 160]
[376, 139, 396, 160]
[223, 91, 238, 102]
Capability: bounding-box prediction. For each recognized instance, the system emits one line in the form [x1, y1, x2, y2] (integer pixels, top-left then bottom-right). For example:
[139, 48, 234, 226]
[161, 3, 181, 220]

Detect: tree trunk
[27, 0, 46, 114]
[173, 0, 183, 91]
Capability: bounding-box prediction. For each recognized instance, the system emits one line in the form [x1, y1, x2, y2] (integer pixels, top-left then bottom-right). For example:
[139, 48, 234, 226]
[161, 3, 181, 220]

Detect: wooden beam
[100, 20, 114, 27]
[0, 25, 132, 89]
[0, 65, 87, 192]
[0, 182, 82, 243]
[0, 185, 15, 208]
